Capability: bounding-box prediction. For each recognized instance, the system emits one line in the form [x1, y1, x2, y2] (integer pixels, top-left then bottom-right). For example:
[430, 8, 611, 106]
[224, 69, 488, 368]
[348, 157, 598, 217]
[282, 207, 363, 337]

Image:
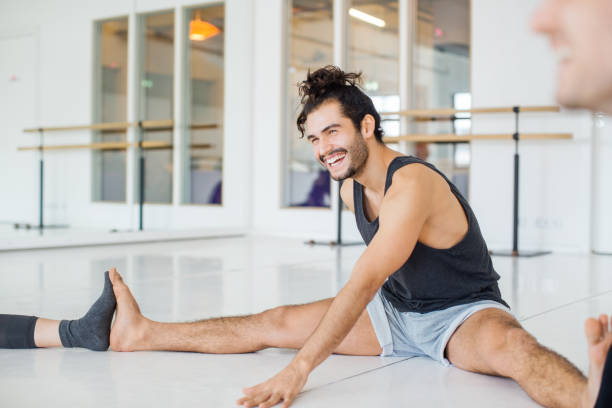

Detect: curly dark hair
[296, 65, 384, 143]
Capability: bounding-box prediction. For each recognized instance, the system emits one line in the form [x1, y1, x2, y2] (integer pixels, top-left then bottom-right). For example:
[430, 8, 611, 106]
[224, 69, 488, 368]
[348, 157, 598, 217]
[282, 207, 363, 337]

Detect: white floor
[1, 235, 612, 407]
[0, 224, 244, 251]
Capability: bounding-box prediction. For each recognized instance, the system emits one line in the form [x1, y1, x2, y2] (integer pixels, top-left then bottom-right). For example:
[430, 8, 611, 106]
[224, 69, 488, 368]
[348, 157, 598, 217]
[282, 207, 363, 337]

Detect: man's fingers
[236, 398, 256, 408]
[236, 396, 249, 405]
[600, 314, 610, 333]
[281, 393, 297, 408]
[259, 392, 282, 408]
[240, 390, 271, 407]
[236, 395, 259, 407]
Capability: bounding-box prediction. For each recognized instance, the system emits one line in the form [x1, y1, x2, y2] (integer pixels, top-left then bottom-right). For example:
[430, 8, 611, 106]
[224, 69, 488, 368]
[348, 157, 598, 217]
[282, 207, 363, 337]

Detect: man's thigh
[275, 297, 382, 356]
[445, 308, 524, 375]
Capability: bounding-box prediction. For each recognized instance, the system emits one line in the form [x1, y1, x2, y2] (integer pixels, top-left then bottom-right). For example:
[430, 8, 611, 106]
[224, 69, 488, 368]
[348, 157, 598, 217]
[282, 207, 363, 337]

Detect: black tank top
[353, 156, 509, 313]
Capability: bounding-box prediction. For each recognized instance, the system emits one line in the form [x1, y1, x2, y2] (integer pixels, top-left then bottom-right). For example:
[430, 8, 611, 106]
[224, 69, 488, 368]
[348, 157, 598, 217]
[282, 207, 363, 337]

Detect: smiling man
[106, 65, 608, 408]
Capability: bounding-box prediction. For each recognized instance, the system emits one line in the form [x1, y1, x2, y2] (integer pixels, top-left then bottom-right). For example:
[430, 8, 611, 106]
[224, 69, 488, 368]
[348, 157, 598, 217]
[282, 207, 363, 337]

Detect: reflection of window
[184, 5, 225, 205]
[347, 0, 399, 138]
[281, 0, 471, 204]
[139, 11, 174, 204]
[451, 92, 470, 195]
[93, 18, 128, 202]
[372, 95, 400, 137]
[413, 0, 471, 198]
[453, 92, 471, 135]
[283, 0, 334, 208]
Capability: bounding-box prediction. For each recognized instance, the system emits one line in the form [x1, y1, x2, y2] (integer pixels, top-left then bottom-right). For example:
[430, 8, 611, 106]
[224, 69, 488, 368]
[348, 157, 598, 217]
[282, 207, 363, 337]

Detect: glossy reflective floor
[1, 236, 612, 407]
[0, 224, 244, 251]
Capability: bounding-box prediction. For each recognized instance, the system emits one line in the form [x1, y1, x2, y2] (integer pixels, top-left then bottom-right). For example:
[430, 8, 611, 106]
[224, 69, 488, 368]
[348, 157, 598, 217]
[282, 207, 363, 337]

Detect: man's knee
[260, 306, 293, 347]
[482, 325, 540, 377]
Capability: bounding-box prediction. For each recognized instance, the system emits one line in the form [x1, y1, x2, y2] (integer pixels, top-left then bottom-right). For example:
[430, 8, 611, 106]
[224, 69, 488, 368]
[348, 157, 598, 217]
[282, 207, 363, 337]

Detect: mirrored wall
[412, 0, 471, 197]
[183, 4, 225, 205]
[347, 0, 400, 138]
[139, 10, 175, 204]
[93, 17, 128, 202]
[282, 0, 472, 204]
[282, 0, 334, 208]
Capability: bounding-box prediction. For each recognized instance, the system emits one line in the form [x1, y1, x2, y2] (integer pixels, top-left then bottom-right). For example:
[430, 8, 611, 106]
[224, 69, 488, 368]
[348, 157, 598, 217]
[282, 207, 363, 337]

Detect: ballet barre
[23, 120, 218, 133]
[18, 120, 218, 232]
[17, 142, 213, 151]
[380, 105, 560, 118]
[383, 133, 572, 143]
[381, 105, 570, 257]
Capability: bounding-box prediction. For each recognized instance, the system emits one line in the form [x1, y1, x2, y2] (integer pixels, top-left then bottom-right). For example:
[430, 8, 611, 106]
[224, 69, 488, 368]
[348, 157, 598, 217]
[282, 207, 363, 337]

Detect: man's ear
[360, 114, 376, 141]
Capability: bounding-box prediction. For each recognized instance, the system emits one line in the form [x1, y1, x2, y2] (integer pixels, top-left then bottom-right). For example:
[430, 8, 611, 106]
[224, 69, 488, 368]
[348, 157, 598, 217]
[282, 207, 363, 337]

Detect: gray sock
[59, 271, 116, 351]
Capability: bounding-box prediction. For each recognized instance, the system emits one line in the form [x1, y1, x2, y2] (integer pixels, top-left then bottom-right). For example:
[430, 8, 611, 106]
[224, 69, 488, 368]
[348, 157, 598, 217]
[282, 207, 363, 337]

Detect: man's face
[305, 100, 369, 181]
[532, 0, 612, 113]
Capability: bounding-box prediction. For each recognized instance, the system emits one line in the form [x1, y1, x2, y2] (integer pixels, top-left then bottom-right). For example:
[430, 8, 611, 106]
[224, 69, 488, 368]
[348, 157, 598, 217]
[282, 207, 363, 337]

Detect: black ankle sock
[596, 347, 612, 408]
[59, 271, 116, 351]
[0, 314, 38, 348]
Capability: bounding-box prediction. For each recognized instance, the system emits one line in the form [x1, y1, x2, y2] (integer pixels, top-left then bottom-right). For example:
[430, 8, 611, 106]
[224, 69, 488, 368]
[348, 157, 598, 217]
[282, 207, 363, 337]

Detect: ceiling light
[189, 11, 220, 41]
[348, 8, 386, 28]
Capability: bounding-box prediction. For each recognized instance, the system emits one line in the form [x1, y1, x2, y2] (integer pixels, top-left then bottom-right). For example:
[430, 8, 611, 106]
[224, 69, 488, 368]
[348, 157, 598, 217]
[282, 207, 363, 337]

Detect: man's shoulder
[388, 162, 437, 194]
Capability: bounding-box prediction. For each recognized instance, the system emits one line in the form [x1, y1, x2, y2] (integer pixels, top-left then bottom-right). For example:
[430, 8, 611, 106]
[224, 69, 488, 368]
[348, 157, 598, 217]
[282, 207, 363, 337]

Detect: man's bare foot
[108, 268, 151, 352]
[583, 314, 612, 408]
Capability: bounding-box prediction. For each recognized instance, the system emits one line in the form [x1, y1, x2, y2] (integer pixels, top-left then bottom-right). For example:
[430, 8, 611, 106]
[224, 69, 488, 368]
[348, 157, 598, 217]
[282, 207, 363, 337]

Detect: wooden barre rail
[23, 121, 218, 133]
[18, 142, 213, 151]
[382, 133, 572, 143]
[380, 106, 560, 117]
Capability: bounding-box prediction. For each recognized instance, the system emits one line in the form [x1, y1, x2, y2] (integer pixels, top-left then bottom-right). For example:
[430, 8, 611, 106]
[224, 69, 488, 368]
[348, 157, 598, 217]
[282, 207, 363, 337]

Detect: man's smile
[326, 152, 346, 168]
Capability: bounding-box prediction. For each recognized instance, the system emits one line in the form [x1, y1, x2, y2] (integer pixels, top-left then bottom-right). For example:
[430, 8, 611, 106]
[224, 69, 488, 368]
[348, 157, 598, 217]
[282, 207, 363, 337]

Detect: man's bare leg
[33, 319, 61, 347]
[107, 268, 381, 355]
[445, 308, 612, 408]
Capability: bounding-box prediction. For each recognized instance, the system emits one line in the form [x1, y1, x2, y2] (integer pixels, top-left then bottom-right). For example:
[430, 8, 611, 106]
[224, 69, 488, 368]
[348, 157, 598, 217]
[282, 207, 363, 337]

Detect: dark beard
[331, 134, 369, 181]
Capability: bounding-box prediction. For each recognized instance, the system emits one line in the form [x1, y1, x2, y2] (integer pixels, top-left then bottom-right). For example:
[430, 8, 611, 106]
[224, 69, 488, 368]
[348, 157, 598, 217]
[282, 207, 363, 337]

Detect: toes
[109, 268, 122, 283]
[109, 269, 127, 292]
[600, 315, 610, 334]
[586, 318, 603, 346]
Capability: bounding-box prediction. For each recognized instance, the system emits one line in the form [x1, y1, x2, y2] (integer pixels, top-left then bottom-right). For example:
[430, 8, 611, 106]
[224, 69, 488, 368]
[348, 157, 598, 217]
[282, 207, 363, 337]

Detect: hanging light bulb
[189, 11, 220, 41]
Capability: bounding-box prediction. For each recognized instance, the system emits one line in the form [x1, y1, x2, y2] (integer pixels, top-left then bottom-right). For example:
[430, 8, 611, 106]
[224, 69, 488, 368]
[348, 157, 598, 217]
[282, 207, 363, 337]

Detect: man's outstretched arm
[237, 169, 433, 408]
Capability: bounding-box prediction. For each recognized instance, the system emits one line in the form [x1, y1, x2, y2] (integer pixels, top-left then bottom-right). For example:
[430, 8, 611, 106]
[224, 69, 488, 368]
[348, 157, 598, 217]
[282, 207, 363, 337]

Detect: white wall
[0, 33, 40, 225]
[470, 0, 593, 253]
[592, 115, 612, 254]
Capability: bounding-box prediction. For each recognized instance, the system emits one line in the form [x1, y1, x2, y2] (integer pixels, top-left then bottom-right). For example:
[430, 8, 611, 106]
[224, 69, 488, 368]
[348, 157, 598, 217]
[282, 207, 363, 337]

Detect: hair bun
[299, 65, 362, 102]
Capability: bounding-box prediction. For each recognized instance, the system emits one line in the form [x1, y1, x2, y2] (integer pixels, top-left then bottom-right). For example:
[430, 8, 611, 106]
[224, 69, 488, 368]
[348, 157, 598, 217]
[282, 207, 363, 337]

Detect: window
[347, 0, 400, 138]
[412, 0, 471, 197]
[139, 11, 174, 204]
[183, 5, 225, 205]
[282, 0, 334, 208]
[92, 17, 128, 202]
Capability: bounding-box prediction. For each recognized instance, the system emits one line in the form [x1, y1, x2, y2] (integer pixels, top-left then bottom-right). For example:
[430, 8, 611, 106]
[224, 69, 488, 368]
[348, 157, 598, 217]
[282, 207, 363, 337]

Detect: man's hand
[237, 361, 309, 408]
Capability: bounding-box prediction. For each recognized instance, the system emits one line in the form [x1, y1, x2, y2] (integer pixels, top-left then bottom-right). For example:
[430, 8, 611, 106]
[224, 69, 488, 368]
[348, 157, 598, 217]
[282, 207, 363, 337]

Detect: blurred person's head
[532, 0, 612, 113]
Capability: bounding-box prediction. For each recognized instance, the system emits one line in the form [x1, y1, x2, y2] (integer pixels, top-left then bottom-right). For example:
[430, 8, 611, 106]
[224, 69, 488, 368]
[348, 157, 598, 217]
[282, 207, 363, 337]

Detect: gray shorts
[366, 289, 512, 366]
